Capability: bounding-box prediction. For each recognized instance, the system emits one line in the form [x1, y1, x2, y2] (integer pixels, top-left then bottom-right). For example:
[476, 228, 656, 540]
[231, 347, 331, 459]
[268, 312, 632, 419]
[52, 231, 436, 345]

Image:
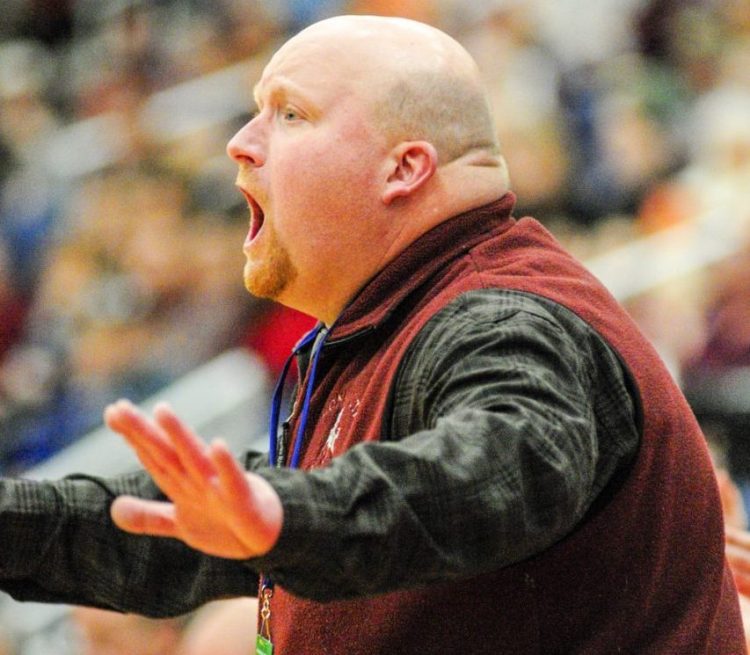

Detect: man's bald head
[271, 15, 502, 166]
[233, 15, 510, 323]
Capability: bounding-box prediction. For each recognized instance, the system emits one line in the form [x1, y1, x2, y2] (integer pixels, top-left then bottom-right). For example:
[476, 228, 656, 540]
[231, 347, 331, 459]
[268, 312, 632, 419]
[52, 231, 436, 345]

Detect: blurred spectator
[692, 245, 750, 371]
[710, 442, 750, 651]
[71, 3, 176, 120]
[457, 0, 570, 219]
[279, 0, 348, 32]
[0, 39, 62, 298]
[725, 525, 750, 651]
[347, 0, 438, 24]
[15, 0, 75, 49]
[69, 597, 257, 655]
[637, 0, 726, 92]
[704, 427, 750, 650]
[618, 2, 750, 393]
[70, 606, 185, 655]
[242, 305, 317, 377]
[0, 39, 60, 161]
[0, 243, 27, 360]
[178, 598, 258, 655]
[0, 165, 254, 471]
[682, 242, 750, 503]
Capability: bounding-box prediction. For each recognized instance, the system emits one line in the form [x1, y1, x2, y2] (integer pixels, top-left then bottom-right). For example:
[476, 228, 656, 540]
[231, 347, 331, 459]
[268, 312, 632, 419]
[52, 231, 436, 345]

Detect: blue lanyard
[262, 324, 327, 595]
[267, 323, 327, 469]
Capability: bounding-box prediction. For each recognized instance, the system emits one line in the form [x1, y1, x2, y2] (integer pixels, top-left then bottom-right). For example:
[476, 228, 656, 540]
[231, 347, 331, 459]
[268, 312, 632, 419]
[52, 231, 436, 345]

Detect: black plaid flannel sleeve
[0, 469, 259, 616]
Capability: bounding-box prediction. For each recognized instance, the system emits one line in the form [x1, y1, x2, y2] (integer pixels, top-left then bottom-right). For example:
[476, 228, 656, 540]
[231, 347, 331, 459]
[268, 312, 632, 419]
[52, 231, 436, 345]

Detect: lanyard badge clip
[256, 579, 274, 654]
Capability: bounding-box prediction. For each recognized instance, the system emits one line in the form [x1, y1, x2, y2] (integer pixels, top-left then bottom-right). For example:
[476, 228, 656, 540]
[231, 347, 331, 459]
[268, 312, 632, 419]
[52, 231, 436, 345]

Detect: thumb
[111, 496, 178, 537]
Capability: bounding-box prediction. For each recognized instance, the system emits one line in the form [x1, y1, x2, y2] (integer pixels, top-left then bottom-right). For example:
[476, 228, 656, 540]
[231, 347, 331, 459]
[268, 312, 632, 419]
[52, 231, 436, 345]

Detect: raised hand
[103, 400, 283, 559]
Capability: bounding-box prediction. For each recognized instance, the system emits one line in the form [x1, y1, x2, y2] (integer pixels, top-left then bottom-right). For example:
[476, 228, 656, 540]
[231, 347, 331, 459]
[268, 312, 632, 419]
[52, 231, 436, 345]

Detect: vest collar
[326, 192, 517, 343]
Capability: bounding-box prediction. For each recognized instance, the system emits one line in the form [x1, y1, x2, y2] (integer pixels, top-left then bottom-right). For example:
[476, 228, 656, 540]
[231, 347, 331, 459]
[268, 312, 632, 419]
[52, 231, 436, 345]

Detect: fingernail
[153, 401, 172, 415]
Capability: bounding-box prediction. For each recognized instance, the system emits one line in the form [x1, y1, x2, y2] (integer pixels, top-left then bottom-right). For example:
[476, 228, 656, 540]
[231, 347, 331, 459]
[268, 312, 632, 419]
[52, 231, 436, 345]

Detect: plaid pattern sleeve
[251, 289, 640, 600]
[0, 469, 259, 616]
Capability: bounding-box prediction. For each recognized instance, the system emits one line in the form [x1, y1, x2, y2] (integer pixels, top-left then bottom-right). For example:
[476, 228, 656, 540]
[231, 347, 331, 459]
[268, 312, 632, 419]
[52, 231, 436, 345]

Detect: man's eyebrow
[253, 83, 289, 109]
[251, 80, 321, 118]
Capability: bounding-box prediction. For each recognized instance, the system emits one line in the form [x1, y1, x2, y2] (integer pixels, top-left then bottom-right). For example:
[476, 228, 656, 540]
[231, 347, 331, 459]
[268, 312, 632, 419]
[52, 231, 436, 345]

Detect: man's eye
[281, 108, 301, 122]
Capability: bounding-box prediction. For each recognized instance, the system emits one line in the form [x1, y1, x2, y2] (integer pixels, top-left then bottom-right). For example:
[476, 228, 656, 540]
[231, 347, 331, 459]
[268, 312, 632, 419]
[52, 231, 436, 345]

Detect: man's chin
[243, 272, 279, 301]
[243, 260, 295, 302]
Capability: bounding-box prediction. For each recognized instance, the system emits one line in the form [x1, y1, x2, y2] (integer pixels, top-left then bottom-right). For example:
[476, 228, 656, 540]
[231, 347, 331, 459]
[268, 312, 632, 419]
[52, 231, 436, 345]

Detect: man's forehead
[253, 36, 369, 102]
[257, 16, 476, 89]
[250, 15, 477, 107]
[266, 30, 362, 74]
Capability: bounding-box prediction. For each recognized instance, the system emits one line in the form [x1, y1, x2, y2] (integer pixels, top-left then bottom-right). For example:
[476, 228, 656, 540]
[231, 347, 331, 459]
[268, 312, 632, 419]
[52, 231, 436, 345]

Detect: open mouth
[241, 189, 265, 243]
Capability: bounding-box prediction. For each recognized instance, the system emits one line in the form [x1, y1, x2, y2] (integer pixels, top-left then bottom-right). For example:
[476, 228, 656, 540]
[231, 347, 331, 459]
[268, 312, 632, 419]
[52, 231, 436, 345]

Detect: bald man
[0, 15, 744, 655]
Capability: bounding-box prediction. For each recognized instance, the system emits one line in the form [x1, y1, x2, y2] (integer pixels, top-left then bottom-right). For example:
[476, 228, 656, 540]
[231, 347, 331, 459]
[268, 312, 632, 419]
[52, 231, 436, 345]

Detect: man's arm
[104, 291, 639, 601]
[0, 467, 259, 616]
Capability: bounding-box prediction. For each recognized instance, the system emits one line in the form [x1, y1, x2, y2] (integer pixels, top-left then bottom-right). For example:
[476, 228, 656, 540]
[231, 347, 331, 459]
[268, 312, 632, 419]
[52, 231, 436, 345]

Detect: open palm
[104, 400, 282, 559]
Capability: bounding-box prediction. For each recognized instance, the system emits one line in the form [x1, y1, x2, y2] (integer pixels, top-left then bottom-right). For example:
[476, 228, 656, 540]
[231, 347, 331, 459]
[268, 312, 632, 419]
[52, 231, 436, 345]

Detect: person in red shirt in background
[242, 304, 316, 377]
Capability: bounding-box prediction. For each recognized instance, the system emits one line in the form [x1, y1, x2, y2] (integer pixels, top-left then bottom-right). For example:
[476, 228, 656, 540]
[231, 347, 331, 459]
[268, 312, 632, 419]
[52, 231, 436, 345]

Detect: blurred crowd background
[1, 0, 750, 651]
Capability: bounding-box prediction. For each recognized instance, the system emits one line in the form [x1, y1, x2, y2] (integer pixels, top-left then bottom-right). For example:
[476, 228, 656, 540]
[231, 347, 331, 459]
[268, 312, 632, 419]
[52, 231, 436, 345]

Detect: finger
[132, 443, 193, 503]
[104, 398, 153, 434]
[209, 439, 251, 504]
[210, 442, 283, 554]
[153, 402, 216, 482]
[105, 400, 196, 499]
[105, 400, 183, 472]
[111, 496, 178, 538]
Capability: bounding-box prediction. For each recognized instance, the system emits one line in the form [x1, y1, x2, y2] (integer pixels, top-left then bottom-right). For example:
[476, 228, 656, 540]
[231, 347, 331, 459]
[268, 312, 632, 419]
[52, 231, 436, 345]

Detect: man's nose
[226, 117, 265, 166]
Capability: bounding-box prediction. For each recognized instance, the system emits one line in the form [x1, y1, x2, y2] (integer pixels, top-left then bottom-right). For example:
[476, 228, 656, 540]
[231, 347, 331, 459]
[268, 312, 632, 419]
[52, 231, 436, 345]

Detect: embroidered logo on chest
[321, 395, 361, 459]
[325, 408, 344, 454]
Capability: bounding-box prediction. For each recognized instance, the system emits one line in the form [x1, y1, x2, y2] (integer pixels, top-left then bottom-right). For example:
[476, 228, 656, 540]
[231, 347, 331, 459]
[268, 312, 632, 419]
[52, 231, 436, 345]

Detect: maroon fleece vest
[268, 194, 745, 654]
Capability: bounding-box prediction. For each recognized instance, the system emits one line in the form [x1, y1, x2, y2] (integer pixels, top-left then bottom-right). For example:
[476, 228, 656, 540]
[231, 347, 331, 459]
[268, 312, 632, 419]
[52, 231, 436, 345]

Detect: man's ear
[382, 141, 438, 205]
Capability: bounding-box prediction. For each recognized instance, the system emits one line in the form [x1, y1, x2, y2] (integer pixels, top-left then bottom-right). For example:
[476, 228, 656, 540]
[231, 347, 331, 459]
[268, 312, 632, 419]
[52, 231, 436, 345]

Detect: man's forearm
[0, 471, 258, 616]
